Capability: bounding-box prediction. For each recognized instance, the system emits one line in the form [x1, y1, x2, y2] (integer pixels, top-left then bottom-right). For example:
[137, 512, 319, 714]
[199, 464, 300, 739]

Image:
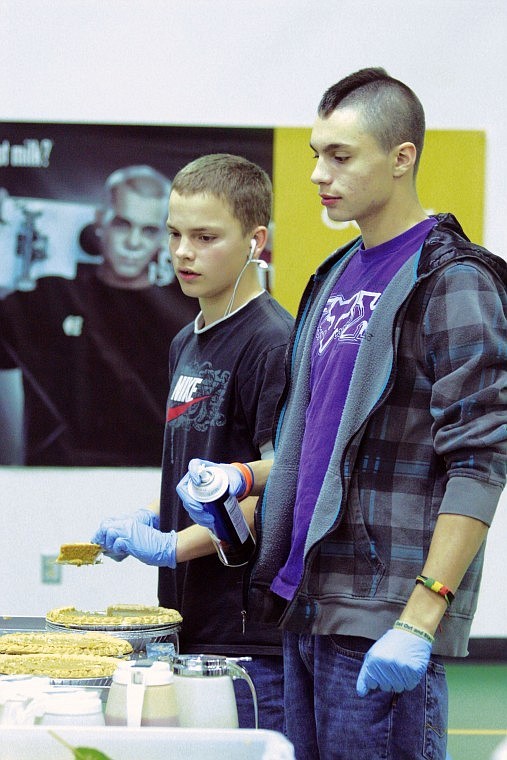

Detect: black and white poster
[0, 123, 273, 467]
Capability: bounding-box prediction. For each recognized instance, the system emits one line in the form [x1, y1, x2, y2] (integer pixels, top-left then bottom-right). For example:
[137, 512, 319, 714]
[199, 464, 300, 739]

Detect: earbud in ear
[249, 239, 257, 258]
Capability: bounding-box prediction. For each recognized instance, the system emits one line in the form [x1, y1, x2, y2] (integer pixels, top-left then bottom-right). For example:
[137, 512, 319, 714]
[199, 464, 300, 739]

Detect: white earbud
[247, 237, 268, 270]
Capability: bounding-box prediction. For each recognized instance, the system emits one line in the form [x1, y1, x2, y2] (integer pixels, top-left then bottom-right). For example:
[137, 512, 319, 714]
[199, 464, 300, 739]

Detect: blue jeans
[233, 654, 285, 733]
[283, 631, 448, 760]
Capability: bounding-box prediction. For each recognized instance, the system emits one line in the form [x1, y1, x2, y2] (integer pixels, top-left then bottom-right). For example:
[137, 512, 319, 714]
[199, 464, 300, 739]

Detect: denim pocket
[329, 633, 375, 659]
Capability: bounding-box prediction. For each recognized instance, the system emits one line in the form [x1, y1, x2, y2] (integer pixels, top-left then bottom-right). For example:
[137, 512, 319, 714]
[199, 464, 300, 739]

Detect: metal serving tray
[0, 616, 47, 633]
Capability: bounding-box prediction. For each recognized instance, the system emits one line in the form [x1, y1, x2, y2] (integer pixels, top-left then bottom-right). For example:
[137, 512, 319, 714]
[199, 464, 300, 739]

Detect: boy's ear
[250, 226, 269, 255]
[392, 142, 417, 178]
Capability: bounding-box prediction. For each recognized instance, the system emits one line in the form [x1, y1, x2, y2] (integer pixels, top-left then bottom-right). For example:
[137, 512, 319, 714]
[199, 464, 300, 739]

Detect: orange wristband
[230, 462, 254, 501]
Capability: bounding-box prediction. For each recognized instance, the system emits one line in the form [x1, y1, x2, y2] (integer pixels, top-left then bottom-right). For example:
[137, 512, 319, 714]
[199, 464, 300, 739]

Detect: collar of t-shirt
[194, 290, 265, 334]
[356, 215, 437, 259]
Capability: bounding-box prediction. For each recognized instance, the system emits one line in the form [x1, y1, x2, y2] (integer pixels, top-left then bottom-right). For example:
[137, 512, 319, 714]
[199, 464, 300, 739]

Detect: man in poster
[0, 165, 197, 466]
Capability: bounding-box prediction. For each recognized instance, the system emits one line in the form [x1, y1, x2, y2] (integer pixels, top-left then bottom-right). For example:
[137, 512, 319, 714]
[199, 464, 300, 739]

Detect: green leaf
[48, 731, 114, 760]
[73, 749, 113, 760]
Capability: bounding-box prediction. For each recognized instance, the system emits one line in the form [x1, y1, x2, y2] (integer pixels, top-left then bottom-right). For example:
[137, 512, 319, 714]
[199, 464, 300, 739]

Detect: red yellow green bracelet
[415, 575, 455, 607]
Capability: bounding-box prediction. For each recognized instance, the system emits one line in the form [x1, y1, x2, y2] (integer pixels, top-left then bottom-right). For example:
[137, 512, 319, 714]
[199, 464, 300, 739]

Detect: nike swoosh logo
[166, 395, 211, 421]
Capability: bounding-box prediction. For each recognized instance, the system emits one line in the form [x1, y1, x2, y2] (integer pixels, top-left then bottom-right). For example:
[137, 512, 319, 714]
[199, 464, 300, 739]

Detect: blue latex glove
[104, 521, 176, 567]
[91, 509, 177, 568]
[91, 508, 159, 560]
[356, 628, 432, 696]
[176, 459, 247, 531]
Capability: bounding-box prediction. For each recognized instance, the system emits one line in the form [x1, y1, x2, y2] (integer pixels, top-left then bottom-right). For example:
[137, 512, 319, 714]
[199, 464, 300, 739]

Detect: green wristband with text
[393, 619, 434, 645]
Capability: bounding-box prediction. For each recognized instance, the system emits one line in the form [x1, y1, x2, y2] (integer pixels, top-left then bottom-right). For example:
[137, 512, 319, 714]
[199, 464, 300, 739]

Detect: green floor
[447, 663, 507, 760]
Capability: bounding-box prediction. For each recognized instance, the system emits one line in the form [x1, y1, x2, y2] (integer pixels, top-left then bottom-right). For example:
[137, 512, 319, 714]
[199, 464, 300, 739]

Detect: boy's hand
[187, 458, 247, 497]
[91, 509, 176, 567]
[356, 628, 432, 696]
[99, 520, 177, 567]
[176, 459, 248, 531]
[176, 466, 217, 531]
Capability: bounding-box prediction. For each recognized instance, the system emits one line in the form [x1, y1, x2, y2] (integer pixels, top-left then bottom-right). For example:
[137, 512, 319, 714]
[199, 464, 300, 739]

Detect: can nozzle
[197, 465, 213, 485]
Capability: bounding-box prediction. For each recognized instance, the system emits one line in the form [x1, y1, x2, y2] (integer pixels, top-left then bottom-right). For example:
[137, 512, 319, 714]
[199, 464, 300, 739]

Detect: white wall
[1, 0, 506, 636]
[0, 468, 160, 616]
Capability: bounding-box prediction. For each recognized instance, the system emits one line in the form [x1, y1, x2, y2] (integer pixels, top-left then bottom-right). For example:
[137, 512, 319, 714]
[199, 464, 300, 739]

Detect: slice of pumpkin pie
[56, 543, 103, 566]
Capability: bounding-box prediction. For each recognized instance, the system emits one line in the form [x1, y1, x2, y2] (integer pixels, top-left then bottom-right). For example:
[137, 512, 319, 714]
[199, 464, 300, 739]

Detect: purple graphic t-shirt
[271, 217, 437, 601]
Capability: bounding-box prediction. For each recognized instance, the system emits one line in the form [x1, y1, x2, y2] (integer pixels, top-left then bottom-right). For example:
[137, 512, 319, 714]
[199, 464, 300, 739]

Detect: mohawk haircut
[318, 67, 426, 174]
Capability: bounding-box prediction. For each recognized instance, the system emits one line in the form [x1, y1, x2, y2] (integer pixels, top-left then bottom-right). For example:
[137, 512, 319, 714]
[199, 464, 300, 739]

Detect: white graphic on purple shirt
[316, 290, 381, 355]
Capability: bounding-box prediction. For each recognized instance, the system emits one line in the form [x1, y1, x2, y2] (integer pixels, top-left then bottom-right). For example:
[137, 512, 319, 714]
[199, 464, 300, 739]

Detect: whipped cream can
[187, 464, 255, 567]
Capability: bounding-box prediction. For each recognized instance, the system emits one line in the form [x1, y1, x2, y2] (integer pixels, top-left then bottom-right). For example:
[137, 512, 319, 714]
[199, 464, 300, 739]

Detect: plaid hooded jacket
[248, 214, 507, 657]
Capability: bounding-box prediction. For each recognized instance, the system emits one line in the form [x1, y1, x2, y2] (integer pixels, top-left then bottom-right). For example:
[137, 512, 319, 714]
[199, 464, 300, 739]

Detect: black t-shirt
[158, 292, 294, 655]
[0, 265, 197, 465]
